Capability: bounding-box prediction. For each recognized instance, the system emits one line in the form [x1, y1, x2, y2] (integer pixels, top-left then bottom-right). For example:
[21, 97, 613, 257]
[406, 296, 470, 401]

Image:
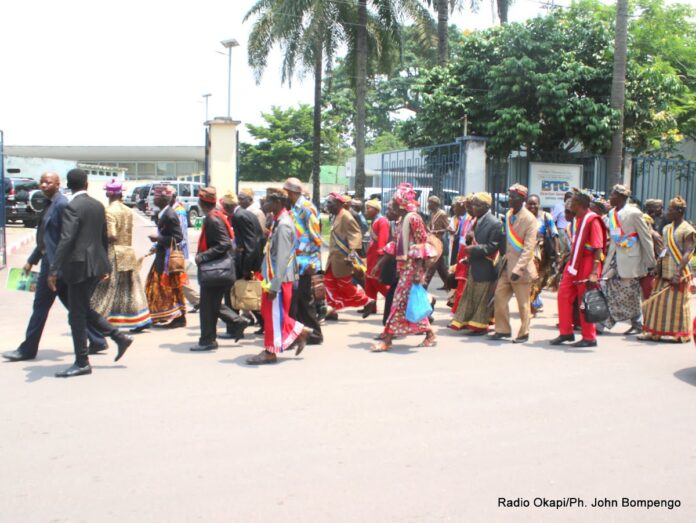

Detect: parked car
[146, 181, 204, 226]
[4, 177, 46, 227]
[134, 184, 153, 213]
[125, 185, 145, 208]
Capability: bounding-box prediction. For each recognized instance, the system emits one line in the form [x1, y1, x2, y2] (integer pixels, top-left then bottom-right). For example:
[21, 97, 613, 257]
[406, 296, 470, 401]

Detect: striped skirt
[450, 279, 494, 331]
[642, 278, 692, 342]
[145, 264, 188, 324]
[262, 282, 304, 353]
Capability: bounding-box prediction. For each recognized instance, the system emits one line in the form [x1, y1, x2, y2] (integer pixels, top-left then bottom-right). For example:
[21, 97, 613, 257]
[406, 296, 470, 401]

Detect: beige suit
[494, 206, 538, 338]
[602, 204, 655, 279]
[327, 208, 363, 279]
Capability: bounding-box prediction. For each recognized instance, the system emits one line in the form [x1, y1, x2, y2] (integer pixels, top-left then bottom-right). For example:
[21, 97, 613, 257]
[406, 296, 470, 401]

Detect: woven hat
[283, 177, 303, 194]
[222, 191, 238, 206]
[199, 186, 217, 204]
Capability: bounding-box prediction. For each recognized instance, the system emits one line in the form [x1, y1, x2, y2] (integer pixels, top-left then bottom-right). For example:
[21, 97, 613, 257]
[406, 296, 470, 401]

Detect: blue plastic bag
[405, 283, 433, 323]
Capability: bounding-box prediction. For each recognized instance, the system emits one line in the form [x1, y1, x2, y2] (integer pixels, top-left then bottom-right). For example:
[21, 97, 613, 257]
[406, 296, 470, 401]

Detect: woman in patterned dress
[370, 184, 437, 352]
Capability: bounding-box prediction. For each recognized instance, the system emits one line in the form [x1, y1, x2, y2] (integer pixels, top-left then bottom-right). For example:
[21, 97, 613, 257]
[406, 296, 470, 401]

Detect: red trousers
[558, 275, 596, 341]
[325, 268, 371, 310]
[364, 276, 389, 302]
[261, 282, 304, 353]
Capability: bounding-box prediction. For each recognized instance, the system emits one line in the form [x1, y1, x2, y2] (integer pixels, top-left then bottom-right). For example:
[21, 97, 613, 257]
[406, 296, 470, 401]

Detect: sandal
[417, 335, 437, 348]
[370, 341, 391, 352]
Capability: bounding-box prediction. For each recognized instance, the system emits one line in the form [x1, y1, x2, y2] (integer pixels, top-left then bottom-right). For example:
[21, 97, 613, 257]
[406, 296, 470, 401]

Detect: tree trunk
[312, 42, 323, 208]
[497, 0, 509, 24]
[354, 0, 368, 201]
[437, 0, 449, 66]
[608, 0, 629, 187]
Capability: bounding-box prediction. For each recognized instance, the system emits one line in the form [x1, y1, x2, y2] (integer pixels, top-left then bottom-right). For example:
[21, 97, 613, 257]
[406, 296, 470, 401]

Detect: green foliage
[240, 105, 340, 181]
[401, 0, 692, 156]
[322, 25, 463, 145]
[366, 132, 406, 153]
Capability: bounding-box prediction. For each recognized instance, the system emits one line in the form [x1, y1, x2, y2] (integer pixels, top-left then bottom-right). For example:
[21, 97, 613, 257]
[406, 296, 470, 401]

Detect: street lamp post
[221, 38, 239, 118]
[202, 93, 212, 121]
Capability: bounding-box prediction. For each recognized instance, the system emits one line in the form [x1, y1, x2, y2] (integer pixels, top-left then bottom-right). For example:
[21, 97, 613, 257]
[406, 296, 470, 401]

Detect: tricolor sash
[608, 208, 638, 249]
[505, 210, 524, 253]
[665, 223, 691, 277]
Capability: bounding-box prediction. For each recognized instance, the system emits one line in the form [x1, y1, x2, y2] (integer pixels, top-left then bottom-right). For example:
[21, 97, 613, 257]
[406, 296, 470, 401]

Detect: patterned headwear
[366, 198, 382, 212]
[571, 187, 593, 206]
[669, 195, 687, 211]
[283, 177, 303, 194]
[104, 178, 123, 195]
[266, 187, 287, 201]
[509, 183, 528, 198]
[612, 184, 631, 197]
[393, 183, 419, 212]
[328, 191, 348, 203]
[473, 192, 492, 206]
[239, 187, 255, 199]
[222, 191, 238, 206]
[198, 186, 217, 204]
[644, 198, 663, 207]
[428, 195, 441, 205]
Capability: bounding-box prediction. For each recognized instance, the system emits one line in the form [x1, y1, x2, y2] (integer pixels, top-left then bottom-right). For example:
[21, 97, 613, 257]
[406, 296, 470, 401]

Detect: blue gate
[380, 141, 464, 212]
[632, 157, 696, 218]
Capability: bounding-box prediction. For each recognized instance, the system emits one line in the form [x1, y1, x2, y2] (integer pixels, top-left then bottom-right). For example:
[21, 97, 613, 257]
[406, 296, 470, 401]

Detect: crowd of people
[3, 168, 695, 377]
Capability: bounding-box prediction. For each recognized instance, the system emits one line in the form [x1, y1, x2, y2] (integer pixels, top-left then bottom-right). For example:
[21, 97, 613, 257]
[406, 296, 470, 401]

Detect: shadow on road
[674, 367, 696, 387]
[21, 363, 126, 382]
[219, 354, 299, 367]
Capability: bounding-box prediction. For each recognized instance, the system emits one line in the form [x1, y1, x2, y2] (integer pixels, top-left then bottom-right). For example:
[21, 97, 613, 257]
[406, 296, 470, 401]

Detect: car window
[192, 185, 200, 197]
[180, 184, 192, 197]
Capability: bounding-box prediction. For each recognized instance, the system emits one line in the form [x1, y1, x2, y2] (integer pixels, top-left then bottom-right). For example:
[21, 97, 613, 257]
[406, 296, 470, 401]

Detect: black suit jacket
[466, 211, 504, 282]
[154, 207, 184, 273]
[198, 213, 235, 281]
[231, 207, 263, 276]
[50, 193, 112, 284]
[28, 192, 69, 267]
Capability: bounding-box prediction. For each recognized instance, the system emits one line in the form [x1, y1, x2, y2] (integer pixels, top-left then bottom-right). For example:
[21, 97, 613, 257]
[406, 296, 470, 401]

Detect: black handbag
[581, 288, 610, 323]
[198, 253, 235, 287]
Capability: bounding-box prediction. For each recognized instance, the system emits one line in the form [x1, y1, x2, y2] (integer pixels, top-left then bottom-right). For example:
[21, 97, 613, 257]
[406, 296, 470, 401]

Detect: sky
[0, 0, 665, 147]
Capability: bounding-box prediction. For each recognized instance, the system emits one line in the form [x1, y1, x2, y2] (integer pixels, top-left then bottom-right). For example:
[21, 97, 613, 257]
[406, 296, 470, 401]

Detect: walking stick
[640, 274, 691, 307]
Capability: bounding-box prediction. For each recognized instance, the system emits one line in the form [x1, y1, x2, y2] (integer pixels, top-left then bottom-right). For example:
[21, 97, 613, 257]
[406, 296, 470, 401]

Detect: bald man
[4, 172, 106, 362]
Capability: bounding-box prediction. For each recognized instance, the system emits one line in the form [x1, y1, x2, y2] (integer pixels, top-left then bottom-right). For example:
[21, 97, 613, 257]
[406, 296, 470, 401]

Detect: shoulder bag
[198, 252, 235, 287]
[167, 239, 186, 274]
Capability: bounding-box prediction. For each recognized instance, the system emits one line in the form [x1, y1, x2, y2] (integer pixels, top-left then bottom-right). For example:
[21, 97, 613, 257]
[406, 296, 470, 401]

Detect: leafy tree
[239, 105, 340, 181]
[401, 2, 688, 158]
[423, 0, 477, 65]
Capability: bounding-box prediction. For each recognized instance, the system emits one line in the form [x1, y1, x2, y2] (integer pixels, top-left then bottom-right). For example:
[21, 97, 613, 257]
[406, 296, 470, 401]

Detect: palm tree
[245, 0, 349, 206]
[608, 0, 629, 186]
[353, 0, 433, 200]
[423, 0, 477, 66]
[496, 0, 511, 24]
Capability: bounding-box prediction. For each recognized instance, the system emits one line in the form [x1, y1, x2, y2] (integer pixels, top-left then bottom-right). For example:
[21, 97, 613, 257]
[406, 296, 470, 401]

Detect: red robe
[365, 215, 390, 300]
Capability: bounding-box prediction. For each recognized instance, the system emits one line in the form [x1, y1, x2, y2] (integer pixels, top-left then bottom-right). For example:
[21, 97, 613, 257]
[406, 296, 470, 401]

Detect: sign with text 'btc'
[529, 162, 583, 208]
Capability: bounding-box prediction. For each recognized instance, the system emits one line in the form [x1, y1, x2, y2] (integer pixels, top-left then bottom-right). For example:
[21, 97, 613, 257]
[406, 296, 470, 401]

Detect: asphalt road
[1, 212, 695, 522]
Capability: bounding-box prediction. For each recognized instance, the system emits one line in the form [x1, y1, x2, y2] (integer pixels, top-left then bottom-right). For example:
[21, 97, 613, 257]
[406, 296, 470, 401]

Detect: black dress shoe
[488, 332, 511, 340]
[468, 330, 488, 336]
[512, 334, 529, 344]
[129, 325, 148, 334]
[114, 334, 133, 362]
[325, 312, 339, 321]
[550, 334, 575, 345]
[190, 342, 218, 351]
[89, 343, 108, 355]
[189, 305, 200, 313]
[164, 316, 187, 329]
[572, 339, 597, 348]
[55, 363, 92, 378]
[2, 350, 34, 362]
[361, 300, 377, 319]
[306, 336, 323, 346]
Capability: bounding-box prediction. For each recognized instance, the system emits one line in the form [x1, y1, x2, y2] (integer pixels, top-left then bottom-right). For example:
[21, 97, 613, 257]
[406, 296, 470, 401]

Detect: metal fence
[632, 157, 696, 218]
[380, 142, 464, 212]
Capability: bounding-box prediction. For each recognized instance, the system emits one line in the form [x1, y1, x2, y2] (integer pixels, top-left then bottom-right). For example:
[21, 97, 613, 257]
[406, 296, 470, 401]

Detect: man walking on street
[3, 172, 107, 362]
[550, 189, 607, 348]
[490, 184, 538, 344]
[284, 177, 324, 345]
[424, 195, 450, 290]
[49, 169, 133, 377]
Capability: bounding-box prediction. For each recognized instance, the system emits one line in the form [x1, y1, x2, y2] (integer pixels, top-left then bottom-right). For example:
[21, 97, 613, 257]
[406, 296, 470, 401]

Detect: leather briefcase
[233, 279, 262, 311]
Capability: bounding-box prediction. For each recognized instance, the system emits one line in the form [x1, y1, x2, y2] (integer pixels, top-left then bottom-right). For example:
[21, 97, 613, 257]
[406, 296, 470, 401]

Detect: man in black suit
[3, 172, 107, 362]
[221, 191, 263, 279]
[48, 169, 133, 378]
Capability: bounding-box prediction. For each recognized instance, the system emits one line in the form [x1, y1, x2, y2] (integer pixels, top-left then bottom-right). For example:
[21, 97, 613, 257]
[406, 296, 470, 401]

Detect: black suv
[4, 177, 45, 227]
